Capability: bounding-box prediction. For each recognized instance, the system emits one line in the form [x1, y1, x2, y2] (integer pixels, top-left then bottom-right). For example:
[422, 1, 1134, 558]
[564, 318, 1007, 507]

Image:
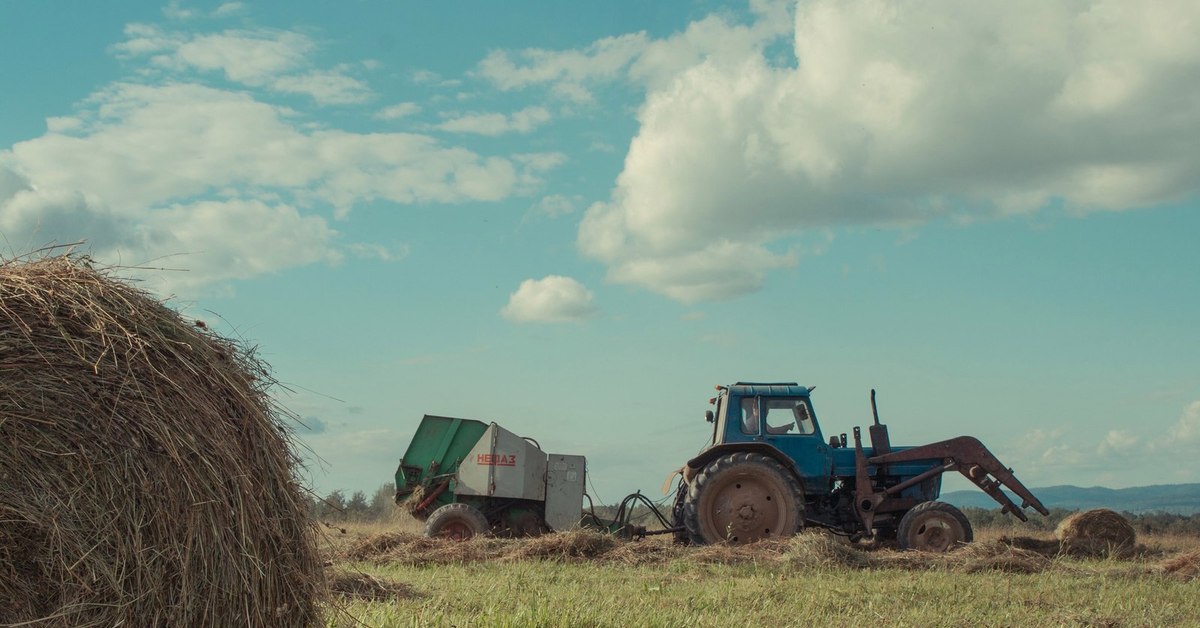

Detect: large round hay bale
[1054, 508, 1136, 557]
[0, 257, 323, 626]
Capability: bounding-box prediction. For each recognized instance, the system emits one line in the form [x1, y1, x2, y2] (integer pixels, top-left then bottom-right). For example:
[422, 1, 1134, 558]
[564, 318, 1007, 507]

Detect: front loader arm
[871, 436, 1049, 521]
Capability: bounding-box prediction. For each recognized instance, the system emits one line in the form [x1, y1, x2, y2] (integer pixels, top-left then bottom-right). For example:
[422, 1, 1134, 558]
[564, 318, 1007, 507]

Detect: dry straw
[1159, 549, 1200, 582]
[1055, 508, 1137, 558]
[0, 256, 323, 626]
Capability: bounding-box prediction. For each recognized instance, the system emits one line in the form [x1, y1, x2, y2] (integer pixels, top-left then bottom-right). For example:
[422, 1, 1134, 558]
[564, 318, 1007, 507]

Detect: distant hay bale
[1055, 509, 1137, 557]
[0, 257, 323, 626]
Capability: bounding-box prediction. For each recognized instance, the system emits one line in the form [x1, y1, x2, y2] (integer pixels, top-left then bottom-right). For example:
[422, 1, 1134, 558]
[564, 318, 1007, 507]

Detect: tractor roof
[728, 382, 811, 397]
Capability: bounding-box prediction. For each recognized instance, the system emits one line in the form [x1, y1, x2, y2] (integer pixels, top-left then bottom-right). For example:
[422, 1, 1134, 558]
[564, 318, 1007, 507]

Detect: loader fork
[853, 433, 1050, 533]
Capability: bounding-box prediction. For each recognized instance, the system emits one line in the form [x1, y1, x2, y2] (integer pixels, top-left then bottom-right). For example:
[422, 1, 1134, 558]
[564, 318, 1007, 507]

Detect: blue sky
[2, 0, 1198, 502]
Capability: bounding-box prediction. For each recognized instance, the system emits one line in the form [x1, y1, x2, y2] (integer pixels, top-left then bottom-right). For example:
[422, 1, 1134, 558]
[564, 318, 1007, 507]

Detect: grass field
[321, 519, 1200, 627]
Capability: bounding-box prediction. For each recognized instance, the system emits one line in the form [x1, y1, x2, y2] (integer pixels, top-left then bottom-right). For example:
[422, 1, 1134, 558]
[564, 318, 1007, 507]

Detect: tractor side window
[740, 398, 759, 434]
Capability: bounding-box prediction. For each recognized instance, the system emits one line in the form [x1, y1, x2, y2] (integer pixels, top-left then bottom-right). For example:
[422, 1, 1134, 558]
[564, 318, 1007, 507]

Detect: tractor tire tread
[683, 452, 804, 545]
[896, 500, 973, 552]
[424, 502, 489, 539]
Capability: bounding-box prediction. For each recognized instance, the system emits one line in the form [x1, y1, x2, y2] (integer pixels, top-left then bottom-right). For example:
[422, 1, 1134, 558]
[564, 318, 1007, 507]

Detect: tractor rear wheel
[425, 503, 489, 541]
[683, 452, 804, 545]
[897, 501, 973, 552]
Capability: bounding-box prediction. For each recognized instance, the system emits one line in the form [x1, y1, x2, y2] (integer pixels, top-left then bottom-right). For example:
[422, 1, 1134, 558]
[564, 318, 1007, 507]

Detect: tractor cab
[702, 382, 834, 496]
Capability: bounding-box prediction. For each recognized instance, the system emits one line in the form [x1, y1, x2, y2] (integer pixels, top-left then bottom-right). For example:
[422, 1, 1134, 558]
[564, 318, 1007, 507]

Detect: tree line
[307, 483, 399, 522]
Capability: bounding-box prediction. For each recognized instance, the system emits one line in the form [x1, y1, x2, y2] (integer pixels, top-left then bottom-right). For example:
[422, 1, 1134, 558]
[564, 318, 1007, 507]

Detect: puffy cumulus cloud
[1, 81, 557, 294]
[478, 33, 649, 103]
[0, 175, 339, 295]
[476, 1, 792, 101]
[570, 0, 1200, 301]
[436, 107, 552, 136]
[130, 199, 341, 292]
[500, 275, 598, 323]
[114, 25, 370, 105]
[6, 82, 552, 217]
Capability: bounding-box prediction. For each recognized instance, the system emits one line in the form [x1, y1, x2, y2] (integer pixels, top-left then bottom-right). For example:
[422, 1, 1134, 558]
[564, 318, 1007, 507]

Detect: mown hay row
[1160, 549, 1200, 582]
[329, 570, 418, 601]
[338, 529, 1091, 576]
[0, 256, 323, 627]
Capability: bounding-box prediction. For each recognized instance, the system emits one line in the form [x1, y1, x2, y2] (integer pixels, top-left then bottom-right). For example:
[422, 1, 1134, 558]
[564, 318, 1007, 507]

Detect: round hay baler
[0, 257, 323, 626]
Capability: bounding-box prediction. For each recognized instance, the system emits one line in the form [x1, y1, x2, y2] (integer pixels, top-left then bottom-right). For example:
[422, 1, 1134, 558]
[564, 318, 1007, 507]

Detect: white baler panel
[455, 423, 547, 501]
[544, 454, 585, 531]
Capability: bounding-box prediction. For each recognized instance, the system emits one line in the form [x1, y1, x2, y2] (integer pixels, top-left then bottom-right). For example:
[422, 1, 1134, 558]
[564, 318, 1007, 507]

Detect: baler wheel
[683, 452, 804, 545]
[425, 503, 489, 541]
[896, 501, 973, 552]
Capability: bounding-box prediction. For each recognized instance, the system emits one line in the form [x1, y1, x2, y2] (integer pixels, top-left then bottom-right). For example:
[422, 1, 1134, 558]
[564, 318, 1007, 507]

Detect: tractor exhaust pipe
[868, 389, 892, 471]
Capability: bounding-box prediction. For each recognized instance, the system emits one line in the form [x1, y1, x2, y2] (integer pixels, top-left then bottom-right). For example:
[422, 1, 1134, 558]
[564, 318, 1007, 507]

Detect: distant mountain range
[941, 483, 1200, 514]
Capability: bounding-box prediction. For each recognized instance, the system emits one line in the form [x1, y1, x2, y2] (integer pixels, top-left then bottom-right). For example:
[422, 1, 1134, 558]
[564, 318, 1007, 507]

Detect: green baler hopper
[394, 415, 489, 516]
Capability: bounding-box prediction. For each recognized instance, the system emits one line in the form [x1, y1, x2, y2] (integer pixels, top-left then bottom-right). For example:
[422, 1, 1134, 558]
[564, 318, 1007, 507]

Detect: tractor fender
[684, 443, 804, 485]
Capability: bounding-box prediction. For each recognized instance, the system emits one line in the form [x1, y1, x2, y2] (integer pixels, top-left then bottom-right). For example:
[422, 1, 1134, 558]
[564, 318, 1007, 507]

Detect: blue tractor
[671, 383, 1049, 551]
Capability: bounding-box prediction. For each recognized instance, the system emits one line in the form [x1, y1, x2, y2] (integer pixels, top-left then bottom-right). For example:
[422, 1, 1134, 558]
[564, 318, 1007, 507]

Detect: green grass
[326, 550, 1199, 627]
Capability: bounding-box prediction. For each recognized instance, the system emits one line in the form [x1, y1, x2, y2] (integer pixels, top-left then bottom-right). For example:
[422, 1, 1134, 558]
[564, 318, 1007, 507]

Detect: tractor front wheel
[897, 501, 973, 552]
[425, 503, 489, 541]
[683, 452, 804, 545]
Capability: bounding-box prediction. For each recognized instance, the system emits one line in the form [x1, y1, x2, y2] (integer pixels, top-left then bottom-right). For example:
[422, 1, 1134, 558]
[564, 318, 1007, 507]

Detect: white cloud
[1006, 400, 1200, 486]
[1096, 429, 1140, 457]
[269, 70, 371, 105]
[437, 106, 551, 136]
[115, 26, 370, 105]
[561, 0, 1200, 301]
[130, 199, 341, 292]
[478, 33, 650, 103]
[348, 242, 409, 262]
[531, 194, 582, 218]
[375, 102, 421, 120]
[6, 82, 551, 217]
[213, 2, 245, 18]
[500, 275, 597, 323]
[1171, 401, 1200, 443]
[1, 81, 558, 294]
